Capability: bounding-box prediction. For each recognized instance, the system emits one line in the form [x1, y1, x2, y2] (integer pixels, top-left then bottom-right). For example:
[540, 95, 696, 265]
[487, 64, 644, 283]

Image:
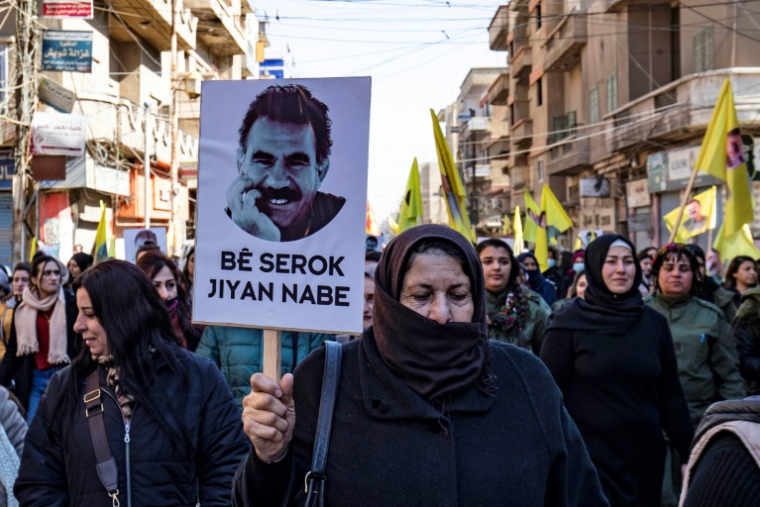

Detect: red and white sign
[42, 0, 93, 19]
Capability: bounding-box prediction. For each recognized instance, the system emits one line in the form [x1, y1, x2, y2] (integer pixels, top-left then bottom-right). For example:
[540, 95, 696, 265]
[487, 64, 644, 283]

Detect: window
[589, 87, 599, 125]
[0, 45, 7, 112]
[606, 72, 618, 113]
[537, 77, 543, 107]
[536, 4, 542, 30]
[510, 104, 515, 126]
[537, 161, 545, 181]
[693, 25, 714, 73]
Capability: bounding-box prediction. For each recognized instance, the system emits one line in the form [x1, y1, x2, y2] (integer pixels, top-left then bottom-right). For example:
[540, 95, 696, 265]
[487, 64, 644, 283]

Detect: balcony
[488, 73, 510, 105]
[510, 0, 529, 11]
[110, 0, 197, 51]
[512, 118, 532, 149]
[464, 164, 492, 183]
[510, 46, 532, 83]
[547, 136, 590, 176]
[185, 0, 247, 55]
[460, 116, 491, 140]
[510, 165, 531, 192]
[489, 6, 510, 51]
[604, 0, 625, 12]
[544, 12, 587, 72]
[605, 69, 760, 153]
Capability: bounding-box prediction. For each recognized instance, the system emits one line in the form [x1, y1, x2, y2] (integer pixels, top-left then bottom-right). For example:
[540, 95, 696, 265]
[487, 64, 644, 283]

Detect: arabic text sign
[42, 30, 92, 72]
[42, 0, 93, 19]
[194, 78, 371, 334]
[31, 112, 87, 157]
[39, 76, 76, 113]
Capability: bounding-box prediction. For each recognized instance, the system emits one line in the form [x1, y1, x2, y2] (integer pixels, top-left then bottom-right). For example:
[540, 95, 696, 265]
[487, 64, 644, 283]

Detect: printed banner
[31, 112, 87, 156]
[39, 76, 76, 113]
[42, 30, 92, 72]
[194, 78, 371, 334]
[42, 0, 93, 19]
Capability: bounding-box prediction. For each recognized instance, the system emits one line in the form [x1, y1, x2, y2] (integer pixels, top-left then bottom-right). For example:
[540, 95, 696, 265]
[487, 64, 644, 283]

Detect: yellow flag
[694, 79, 753, 237]
[387, 215, 399, 235]
[523, 189, 540, 243]
[713, 223, 760, 260]
[398, 158, 423, 233]
[430, 109, 476, 242]
[513, 206, 524, 255]
[366, 200, 381, 236]
[574, 234, 582, 251]
[664, 186, 717, 242]
[94, 201, 109, 264]
[542, 184, 573, 232]
[28, 237, 37, 262]
[502, 213, 511, 236]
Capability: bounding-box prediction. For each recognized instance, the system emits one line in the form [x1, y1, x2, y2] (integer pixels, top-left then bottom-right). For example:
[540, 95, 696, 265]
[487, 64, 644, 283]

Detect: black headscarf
[550, 234, 644, 333]
[70, 253, 93, 273]
[368, 224, 492, 401]
[516, 252, 557, 305]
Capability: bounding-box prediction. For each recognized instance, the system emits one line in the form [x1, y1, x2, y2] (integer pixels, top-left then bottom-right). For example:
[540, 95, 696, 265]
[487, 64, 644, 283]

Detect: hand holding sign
[225, 175, 281, 241]
[242, 372, 295, 464]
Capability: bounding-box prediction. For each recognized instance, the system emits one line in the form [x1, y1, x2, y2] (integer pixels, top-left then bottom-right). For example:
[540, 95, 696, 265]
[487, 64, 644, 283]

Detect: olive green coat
[711, 285, 738, 323]
[645, 293, 745, 426]
[486, 289, 550, 355]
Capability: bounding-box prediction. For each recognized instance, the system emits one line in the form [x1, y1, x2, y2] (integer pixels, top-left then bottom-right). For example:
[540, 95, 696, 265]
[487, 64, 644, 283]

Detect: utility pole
[144, 104, 151, 229]
[12, 0, 39, 264]
[169, 0, 180, 257]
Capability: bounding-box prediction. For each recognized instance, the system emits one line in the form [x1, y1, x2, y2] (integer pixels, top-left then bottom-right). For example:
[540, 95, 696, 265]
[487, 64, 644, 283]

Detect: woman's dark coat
[232, 338, 608, 507]
[0, 290, 78, 410]
[734, 287, 760, 395]
[15, 347, 250, 506]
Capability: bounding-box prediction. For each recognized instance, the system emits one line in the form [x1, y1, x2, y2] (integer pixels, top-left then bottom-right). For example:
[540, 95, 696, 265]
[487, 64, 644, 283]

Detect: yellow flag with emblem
[397, 158, 423, 233]
[94, 201, 109, 264]
[713, 223, 760, 260]
[430, 109, 476, 242]
[513, 206, 525, 255]
[523, 189, 541, 243]
[664, 186, 717, 242]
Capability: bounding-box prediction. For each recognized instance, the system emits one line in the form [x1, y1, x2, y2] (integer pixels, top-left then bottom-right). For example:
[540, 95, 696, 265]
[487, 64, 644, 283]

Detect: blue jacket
[196, 325, 332, 411]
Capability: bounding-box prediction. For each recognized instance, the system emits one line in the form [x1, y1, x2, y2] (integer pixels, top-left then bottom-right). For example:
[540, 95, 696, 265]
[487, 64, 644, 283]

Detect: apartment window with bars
[551, 111, 577, 143]
[693, 26, 714, 73]
[606, 72, 618, 113]
[0, 45, 7, 113]
[589, 87, 599, 125]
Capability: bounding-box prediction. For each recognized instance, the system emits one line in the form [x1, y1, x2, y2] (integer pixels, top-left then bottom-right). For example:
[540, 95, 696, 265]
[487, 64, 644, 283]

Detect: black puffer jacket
[15, 347, 249, 506]
[734, 287, 760, 395]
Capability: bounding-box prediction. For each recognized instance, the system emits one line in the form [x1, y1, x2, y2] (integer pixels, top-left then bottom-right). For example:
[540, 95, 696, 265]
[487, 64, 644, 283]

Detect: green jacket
[711, 285, 738, 324]
[196, 325, 332, 411]
[645, 293, 745, 426]
[486, 289, 549, 355]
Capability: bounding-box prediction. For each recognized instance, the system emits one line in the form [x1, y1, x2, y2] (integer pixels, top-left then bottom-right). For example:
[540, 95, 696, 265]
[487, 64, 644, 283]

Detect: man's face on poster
[727, 131, 745, 170]
[237, 117, 327, 229]
[687, 201, 703, 222]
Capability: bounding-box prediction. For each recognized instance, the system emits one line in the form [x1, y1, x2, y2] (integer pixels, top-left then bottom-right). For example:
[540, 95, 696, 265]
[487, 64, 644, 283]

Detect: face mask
[547, 259, 556, 269]
[573, 262, 584, 272]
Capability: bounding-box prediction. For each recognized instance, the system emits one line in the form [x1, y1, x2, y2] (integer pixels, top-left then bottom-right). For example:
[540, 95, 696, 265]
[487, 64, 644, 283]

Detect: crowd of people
[0, 228, 754, 505]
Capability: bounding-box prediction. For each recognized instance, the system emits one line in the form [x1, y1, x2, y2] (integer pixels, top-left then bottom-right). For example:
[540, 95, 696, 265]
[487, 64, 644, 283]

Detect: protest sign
[31, 112, 87, 156]
[194, 78, 371, 336]
[123, 227, 168, 263]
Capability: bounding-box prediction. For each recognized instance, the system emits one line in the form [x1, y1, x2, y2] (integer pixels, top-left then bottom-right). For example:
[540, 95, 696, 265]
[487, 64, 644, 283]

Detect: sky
[254, 0, 506, 222]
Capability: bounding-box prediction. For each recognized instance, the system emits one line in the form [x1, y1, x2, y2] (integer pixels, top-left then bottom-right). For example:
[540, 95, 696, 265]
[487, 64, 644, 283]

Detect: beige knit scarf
[14, 284, 70, 365]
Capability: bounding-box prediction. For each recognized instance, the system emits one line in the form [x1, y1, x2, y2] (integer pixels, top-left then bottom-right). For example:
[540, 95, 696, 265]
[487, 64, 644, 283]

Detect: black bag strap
[304, 341, 342, 507]
[84, 369, 121, 507]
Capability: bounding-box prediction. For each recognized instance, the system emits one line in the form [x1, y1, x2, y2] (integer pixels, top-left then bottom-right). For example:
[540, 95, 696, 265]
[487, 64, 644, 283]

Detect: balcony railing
[512, 118, 532, 148]
[185, 0, 247, 55]
[548, 136, 591, 176]
[489, 5, 509, 51]
[510, 46, 532, 83]
[488, 73, 510, 105]
[544, 12, 587, 72]
[510, 165, 530, 191]
[114, 0, 197, 51]
[605, 69, 760, 153]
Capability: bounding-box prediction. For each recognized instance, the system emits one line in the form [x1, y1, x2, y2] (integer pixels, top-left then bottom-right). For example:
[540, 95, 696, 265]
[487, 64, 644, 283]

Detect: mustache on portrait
[255, 186, 303, 203]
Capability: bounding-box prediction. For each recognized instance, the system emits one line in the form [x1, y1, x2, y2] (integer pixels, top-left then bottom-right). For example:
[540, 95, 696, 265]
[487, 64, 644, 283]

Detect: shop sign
[42, 30, 92, 72]
[31, 111, 87, 157]
[626, 179, 651, 208]
[42, 0, 93, 19]
[647, 145, 721, 193]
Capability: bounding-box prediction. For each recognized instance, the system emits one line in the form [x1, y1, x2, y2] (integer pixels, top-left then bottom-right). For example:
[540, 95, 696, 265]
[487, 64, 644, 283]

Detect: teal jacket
[196, 325, 332, 411]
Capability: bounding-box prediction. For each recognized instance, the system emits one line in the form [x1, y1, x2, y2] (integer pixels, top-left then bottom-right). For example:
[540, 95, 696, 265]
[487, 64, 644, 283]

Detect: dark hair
[136, 242, 161, 260]
[638, 253, 652, 262]
[137, 251, 200, 347]
[652, 244, 699, 295]
[637, 248, 653, 262]
[406, 239, 468, 274]
[476, 239, 531, 346]
[238, 84, 332, 167]
[69, 260, 191, 450]
[182, 246, 194, 287]
[685, 244, 706, 262]
[570, 269, 587, 297]
[12, 262, 31, 276]
[560, 250, 573, 273]
[365, 250, 382, 263]
[725, 255, 759, 289]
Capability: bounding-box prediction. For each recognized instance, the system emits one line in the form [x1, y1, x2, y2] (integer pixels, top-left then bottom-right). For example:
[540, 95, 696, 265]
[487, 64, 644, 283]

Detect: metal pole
[144, 105, 151, 229]
[12, 0, 38, 265]
[169, 0, 180, 257]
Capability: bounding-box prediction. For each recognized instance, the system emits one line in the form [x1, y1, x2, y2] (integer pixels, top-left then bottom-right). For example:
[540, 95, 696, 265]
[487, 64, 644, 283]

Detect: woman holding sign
[233, 224, 607, 506]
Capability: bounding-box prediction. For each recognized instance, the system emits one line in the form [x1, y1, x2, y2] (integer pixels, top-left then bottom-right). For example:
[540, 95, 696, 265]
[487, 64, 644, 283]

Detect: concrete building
[489, 0, 760, 250]
[0, 0, 262, 264]
[418, 160, 448, 226]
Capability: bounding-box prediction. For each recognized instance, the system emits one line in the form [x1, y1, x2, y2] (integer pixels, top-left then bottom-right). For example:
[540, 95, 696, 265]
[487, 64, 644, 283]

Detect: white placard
[194, 78, 371, 334]
[31, 111, 87, 156]
[123, 227, 167, 263]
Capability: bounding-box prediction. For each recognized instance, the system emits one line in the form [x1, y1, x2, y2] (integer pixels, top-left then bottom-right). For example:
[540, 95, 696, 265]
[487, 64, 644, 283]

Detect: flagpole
[667, 168, 700, 244]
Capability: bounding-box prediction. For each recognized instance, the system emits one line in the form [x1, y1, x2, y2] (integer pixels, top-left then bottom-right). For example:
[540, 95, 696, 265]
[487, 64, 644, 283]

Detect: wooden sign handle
[263, 329, 282, 382]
